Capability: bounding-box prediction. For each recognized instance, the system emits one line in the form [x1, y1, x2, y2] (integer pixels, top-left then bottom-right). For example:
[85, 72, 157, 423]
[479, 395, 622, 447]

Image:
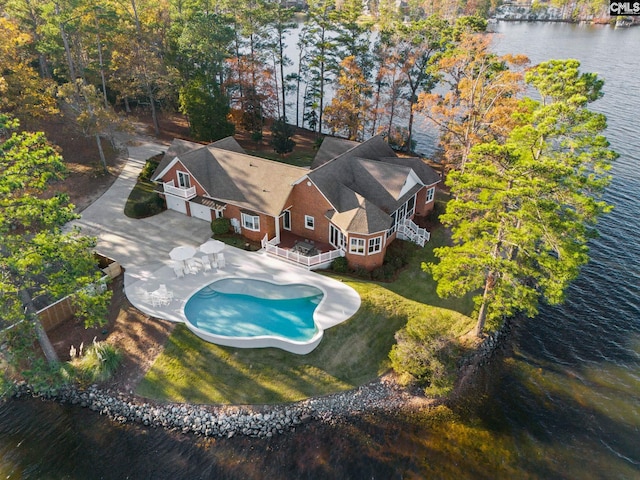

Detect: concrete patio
[125, 246, 360, 340]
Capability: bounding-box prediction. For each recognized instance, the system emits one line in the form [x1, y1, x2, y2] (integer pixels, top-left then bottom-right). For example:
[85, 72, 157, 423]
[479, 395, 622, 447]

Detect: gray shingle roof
[155, 142, 308, 217]
[151, 138, 202, 181]
[379, 156, 440, 186]
[326, 193, 392, 234]
[307, 135, 440, 234]
[206, 137, 246, 154]
[311, 137, 360, 169]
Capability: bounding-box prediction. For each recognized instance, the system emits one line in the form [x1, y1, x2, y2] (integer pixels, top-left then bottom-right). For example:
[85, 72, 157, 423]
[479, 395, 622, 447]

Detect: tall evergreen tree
[428, 60, 617, 336]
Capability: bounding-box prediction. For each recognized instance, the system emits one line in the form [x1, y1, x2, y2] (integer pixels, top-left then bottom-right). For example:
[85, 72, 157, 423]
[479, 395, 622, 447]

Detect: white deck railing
[164, 180, 196, 199]
[261, 235, 344, 270]
[397, 219, 430, 247]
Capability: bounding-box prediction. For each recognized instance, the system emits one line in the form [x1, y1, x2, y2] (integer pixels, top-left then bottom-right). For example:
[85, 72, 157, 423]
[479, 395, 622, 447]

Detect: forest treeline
[0, 0, 502, 154]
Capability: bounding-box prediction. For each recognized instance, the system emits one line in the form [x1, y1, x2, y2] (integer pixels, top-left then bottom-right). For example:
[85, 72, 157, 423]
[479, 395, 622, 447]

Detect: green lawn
[136, 229, 476, 405]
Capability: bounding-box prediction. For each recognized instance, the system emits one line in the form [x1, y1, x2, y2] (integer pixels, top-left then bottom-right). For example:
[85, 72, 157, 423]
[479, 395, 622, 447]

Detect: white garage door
[190, 202, 212, 221]
[166, 195, 187, 214]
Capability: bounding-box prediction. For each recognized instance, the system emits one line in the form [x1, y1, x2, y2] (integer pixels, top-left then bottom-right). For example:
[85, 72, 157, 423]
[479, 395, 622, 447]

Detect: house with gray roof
[151, 135, 440, 270]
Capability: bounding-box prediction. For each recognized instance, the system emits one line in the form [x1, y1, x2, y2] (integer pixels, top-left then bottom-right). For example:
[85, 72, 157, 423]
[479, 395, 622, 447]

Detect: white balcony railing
[261, 235, 344, 270]
[164, 180, 196, 199]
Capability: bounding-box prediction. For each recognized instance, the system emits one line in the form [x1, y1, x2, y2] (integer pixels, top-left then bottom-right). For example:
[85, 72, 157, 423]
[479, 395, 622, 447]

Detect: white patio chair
[151, 284, 173, 305]
[173, 266, 185, 278]
[217, 253, 226, 268]
[186, 258, 201, 274]
[158, 284, 173, 301]
[200, 255, 212, 272]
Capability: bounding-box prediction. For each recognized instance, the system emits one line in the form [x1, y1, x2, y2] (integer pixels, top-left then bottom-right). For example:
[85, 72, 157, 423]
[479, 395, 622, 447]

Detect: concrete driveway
[69, 137, 213, 267]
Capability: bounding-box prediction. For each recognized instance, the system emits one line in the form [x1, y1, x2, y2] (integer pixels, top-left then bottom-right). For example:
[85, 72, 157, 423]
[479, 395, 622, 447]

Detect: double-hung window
[349, 237, 365, 255]
[368, 236, 382, 254]
[426, 187, 435, 203]
[241, 212, 260, 231]
[305, 215, 315, 230]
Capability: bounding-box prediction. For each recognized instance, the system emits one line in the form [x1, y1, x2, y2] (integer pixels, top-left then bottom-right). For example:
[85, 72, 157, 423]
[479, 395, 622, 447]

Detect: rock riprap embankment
[12, 377, 412, 438]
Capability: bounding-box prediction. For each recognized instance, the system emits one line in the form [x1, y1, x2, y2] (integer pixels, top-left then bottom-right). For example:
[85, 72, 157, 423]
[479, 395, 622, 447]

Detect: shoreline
[8, 318, 511, 439]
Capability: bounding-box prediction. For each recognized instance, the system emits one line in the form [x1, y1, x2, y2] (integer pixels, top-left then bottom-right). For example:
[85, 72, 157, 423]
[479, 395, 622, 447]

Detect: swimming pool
[183, 278, 325, 354]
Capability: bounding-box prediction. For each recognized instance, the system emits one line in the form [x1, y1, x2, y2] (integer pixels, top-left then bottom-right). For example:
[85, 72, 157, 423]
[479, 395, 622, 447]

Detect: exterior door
[282, 210, 291, 230]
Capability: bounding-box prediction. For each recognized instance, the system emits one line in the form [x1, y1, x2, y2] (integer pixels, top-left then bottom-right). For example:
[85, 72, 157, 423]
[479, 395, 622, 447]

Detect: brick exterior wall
[220, 204, 276, 243]
[345, 232, 387, 270]
[162, 161, 208, 197]
[285, 181, 333, 244]
[414, 185, 437, 217]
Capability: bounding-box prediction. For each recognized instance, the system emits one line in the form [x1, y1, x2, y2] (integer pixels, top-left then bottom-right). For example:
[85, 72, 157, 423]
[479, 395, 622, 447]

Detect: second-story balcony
[163, 180, 196, 199]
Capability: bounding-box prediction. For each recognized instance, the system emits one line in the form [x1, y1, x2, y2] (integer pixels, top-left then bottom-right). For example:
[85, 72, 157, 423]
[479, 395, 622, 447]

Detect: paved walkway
[69, 134, 361, 353]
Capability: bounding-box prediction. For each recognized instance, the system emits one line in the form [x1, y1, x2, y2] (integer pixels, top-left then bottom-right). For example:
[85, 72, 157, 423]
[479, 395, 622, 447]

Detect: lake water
[1, 22, 639, 479]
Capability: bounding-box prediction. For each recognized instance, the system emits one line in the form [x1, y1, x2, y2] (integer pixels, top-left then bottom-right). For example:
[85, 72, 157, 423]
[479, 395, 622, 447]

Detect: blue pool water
[184, 278, 323, 342]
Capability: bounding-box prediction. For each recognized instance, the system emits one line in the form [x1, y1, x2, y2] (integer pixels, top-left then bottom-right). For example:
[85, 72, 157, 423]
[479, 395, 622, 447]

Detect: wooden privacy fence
[37, 295, 75, 332]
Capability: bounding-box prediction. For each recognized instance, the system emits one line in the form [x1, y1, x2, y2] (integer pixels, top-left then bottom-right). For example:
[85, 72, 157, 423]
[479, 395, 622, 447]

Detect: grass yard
[136, 229, 477, 405]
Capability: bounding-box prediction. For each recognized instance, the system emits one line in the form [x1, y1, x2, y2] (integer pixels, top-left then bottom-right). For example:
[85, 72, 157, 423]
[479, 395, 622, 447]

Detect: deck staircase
[397, 219, 430, 247]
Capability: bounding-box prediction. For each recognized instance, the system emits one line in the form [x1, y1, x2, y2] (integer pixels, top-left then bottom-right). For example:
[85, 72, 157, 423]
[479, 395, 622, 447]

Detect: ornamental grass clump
[68, 339, 121, 383]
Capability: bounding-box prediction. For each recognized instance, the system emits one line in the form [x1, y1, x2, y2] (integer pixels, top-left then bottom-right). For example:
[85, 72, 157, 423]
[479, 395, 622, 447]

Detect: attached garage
[190, 201, 212, 221]
[165, 195, 187, 214]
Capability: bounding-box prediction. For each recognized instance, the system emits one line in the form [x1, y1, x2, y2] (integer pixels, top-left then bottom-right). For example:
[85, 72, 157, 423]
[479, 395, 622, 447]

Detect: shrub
[331, 256, 348, 273]
[251, 131, 263, 142]
[371, 263, 395, 282]
[389, 318, 458, 397]
[271, 117, 296, 154]
[352, 266, 371, 279]
[126, 193, 166, 219]
[211, 217, 231, 235]
[384, 240, 413, 268]
[138, 154, 163, 181]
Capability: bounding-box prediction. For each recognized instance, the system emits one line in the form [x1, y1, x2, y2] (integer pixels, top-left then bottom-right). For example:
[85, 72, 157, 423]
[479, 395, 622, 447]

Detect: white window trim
[426, 186, 435, 203]
[368, 236, 382, 254]
[282, 210, 291, 231]
[177, 170, 191, 188]
[349, 237, 365, 255]
[329, 224, 346, 250]
[304, 215, 315, 230]
[241, 212, 260, 231]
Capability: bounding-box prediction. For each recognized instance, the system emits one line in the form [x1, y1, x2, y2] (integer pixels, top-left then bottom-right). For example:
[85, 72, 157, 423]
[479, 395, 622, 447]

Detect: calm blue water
[184, 279, 322, 341]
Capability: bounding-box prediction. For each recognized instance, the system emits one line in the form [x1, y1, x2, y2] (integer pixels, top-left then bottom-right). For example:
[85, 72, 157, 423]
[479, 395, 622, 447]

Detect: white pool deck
[124, 246, 361, 353]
